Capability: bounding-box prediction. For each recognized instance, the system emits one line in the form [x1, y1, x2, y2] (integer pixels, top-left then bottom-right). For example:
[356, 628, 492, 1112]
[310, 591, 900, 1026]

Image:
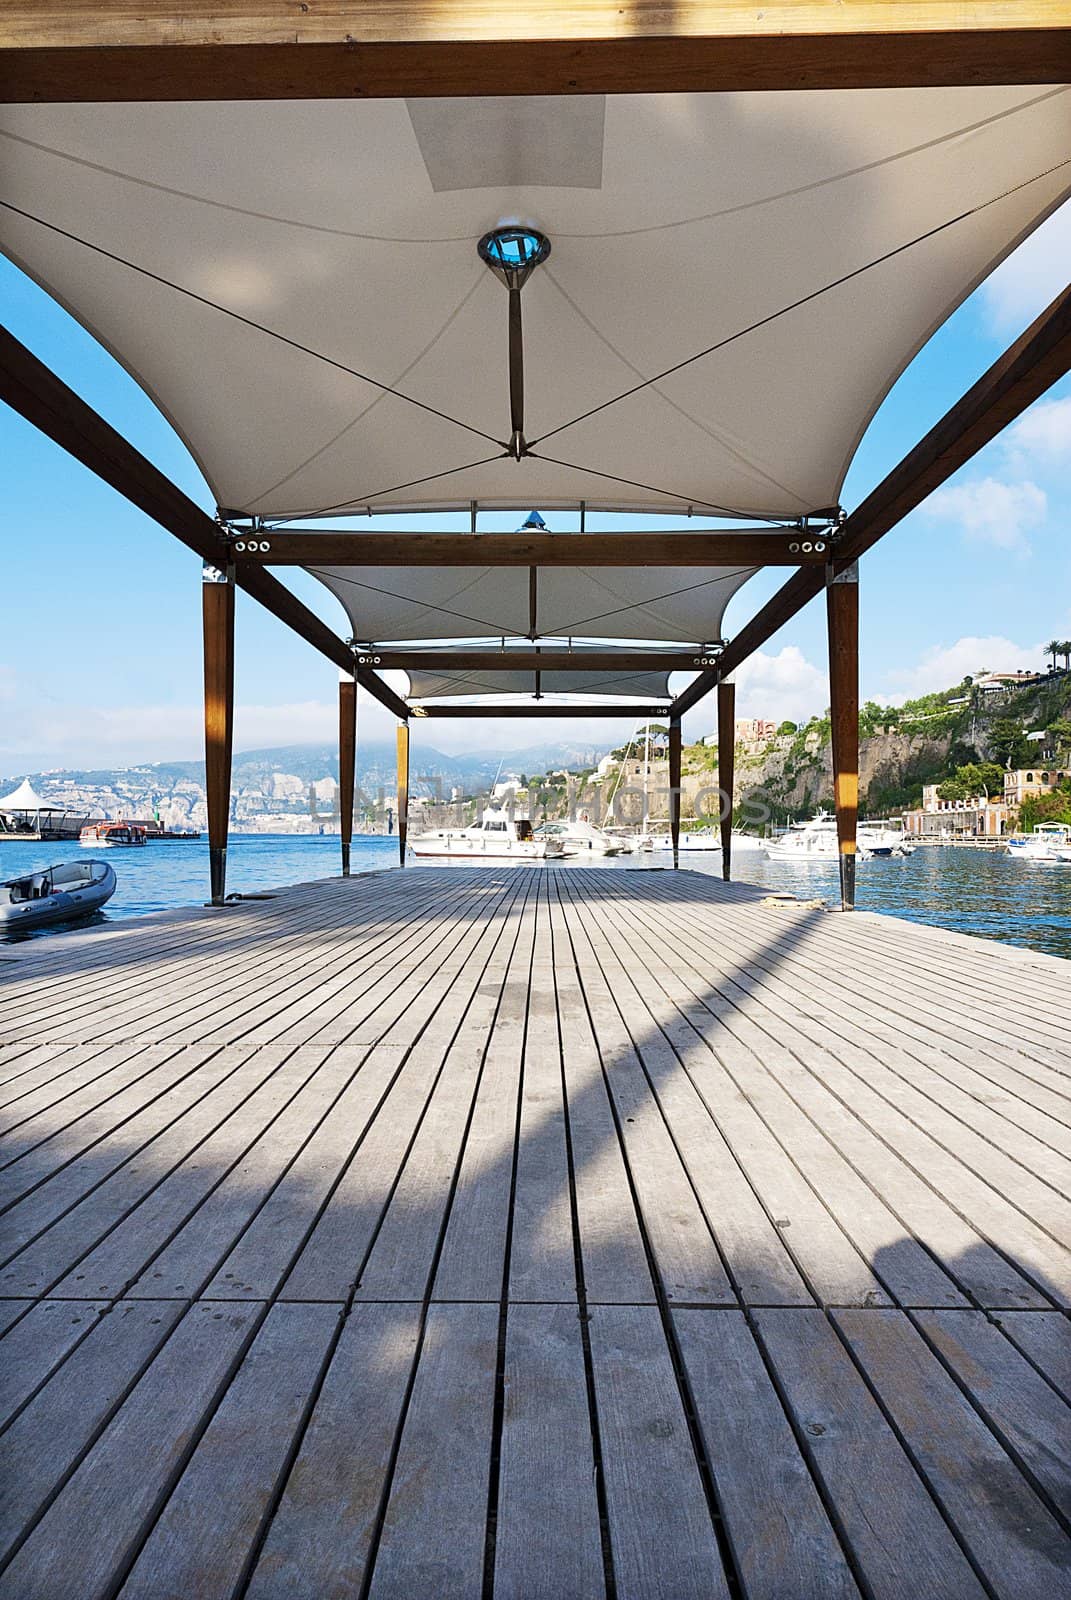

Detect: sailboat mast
[642, 723, 650, 832]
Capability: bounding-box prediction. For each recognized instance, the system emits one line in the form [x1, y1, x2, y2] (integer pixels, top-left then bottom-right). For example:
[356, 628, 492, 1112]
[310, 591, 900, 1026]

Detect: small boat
[764, 810, 873, 862]
[79, 822, 148, 848]
[0, 859, 117, 932]
[858, 819, 915, 857]
[534, 819, 627, 855]
[1006, 824, 1071, 862]
[410, 808, 567, 860]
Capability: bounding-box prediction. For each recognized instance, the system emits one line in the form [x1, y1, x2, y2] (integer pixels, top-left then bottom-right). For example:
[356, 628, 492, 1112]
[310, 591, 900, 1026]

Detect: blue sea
[2, 833, 1069, 959]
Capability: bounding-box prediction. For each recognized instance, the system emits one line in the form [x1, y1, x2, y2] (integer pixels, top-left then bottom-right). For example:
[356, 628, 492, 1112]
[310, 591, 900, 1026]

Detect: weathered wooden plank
[0, 1047, 295, 1298]
[588, 1304, 729, 1600]
[202, 1045, 405, 1300]
[494, 1302, 605, 1599]
[246, 1302, 421, 1599]
[673, 1308, 860, 1600]
[118, 1302, 339, 1600]
[913, 1308, 1071, 1519]
[357, 879, 531, 1302]
[0, 1298, 108, 1428]
[996, 1311, 1071, 1402]
[753, 1308, 988, 1600]
[368, 1302, 499, 1599]
[0, 1299, 187, 1568]
[547, 882, 654, 1305]
[835, 1308, 1071, 1596]
[557, 889, 735, 1306]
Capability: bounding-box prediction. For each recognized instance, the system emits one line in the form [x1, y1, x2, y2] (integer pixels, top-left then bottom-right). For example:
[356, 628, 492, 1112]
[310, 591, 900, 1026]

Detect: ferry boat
[764, 811, 873, 862]
[1, 859, 117, 932]
[533, 819, 626, 855]
[79, 822, 148, 848]
[409, 809, 566, 860]
[1005, 824, 1071, 862]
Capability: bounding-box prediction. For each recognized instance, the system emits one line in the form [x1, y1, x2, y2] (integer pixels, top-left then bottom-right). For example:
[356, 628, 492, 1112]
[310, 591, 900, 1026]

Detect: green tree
[936, 778, 967, 804]
[1046, 638, 1063, 671]
[1061, 641, 1071, 671]
[989, 717, 1032, 769]
[954, 761, 1004, 799]
[1020, 786, 1071, 830]
[776, 720, 798, 736]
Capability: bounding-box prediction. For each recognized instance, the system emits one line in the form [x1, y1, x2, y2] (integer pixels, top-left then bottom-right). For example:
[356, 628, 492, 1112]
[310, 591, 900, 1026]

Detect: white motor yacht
[764, 811, 873, 862]
[409, 809, 566, 860]
[858, 819, 915, 857]
[533, 819, 627, 856]
[1005, 824, 1071, 862]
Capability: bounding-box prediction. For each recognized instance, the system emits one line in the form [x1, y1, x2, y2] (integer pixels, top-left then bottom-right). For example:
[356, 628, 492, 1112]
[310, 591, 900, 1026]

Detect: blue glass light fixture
[478, 226, 552, 291]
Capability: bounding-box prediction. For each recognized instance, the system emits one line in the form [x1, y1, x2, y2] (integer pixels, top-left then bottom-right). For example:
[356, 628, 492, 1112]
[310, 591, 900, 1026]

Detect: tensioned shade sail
[0, 89, 1068, 522]
[311, 557, 756, 645]
[405, 666, 673, 701]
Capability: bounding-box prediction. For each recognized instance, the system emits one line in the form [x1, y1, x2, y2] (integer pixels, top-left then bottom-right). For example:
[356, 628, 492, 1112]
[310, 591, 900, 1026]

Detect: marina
[0, 864, 1069, 1597]
[1, 8, 1070, 1595]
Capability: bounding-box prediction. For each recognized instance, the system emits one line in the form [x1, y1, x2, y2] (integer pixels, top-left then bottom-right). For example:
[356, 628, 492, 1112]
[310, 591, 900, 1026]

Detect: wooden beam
[416, 703, 668, 718]
[670, 282, 1071, 718]
[339, 671, 356, 878]
[365, 650, 715, 674]
[240, 532, 816, 567]
[0, 325, 410, 722]
[202, 564, 235, 906]
[717, 680, 735, 881]
[827, 567, 859, 910]
[396, 722, 410, 868]
[668, 715, 682, 869]
[4, 8, 1068, 101]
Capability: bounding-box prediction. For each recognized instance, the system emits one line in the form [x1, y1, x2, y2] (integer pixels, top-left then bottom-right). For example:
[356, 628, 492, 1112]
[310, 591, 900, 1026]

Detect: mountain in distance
[2, 738, 616, 831]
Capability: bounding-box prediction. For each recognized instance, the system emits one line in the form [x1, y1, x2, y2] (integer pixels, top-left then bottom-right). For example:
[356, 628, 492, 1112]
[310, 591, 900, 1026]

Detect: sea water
[2, 834, 1069, 959]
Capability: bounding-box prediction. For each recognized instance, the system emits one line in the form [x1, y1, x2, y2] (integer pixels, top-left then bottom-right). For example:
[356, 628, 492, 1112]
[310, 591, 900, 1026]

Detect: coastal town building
[904, 783, 1008, 840]
[1003, 767, 1070, 807]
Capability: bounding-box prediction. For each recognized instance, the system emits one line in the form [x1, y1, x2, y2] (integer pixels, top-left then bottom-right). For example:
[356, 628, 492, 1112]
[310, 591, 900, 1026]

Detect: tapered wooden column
[339, 670, 357, 877]
[827, 562, 860, 910]
[669, 714, 682, 869]
[717, 678, 736, 880]
[202, 561, 235, 906]
[396, 722, 410, 867]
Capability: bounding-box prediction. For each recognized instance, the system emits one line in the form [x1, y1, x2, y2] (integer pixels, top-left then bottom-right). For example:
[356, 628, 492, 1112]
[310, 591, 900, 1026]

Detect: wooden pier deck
[1, 865, 1069, 1600]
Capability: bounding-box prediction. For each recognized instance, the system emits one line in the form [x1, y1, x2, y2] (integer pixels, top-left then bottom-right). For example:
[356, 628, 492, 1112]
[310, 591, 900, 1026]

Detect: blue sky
[2, 201, 1069, 775]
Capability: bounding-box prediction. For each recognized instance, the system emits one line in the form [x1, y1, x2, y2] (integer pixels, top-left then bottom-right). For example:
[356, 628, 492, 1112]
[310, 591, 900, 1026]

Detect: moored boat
[79, 822, 148, 847]
[0, 859, 117, 932]
[764, 810, 873, 862]
[1006, 824, 1071, 862]
[534, 819, 627, 855]
[410, 809, 566, 860]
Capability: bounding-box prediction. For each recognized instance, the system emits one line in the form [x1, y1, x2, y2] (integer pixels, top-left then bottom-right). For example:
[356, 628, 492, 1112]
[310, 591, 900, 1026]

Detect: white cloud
[884, 635, 1048, 701]
[921, 475, 1046, 551]
[731, 645, 827, 726]
[980, 201, 1071, 336]
[1003, 394, 1071, 467]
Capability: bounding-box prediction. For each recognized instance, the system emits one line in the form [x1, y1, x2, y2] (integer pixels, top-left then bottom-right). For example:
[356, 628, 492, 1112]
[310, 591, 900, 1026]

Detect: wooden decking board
[597, 878, 1070, 1306]
[582, 885, 1040, 1308]
[0, 864, 1068, 1597]
[833, 1308, 1071, 1595]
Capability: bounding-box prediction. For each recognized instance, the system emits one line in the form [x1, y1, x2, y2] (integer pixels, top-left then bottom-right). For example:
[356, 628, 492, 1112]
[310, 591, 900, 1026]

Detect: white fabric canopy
[312, 554, 755, 645]
[1, 88, 1067, 523]
[405, 665, 673, 702]
[0, 779, 48, 811]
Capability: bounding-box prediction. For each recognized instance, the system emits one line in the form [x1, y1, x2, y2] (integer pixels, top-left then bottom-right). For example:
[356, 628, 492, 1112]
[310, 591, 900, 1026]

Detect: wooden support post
[339, 670, 357, 877]
[669, 714, 682, 869]
[397, 722, 410, 868]
[717, 678, 735, 881]
[202, 561, 235, 906]
[827, 562, 860, 910]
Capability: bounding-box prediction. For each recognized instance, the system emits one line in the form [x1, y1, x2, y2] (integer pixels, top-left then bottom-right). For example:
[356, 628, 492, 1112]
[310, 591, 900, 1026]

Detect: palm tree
[1046, 639, 1062, 671]
[1060, 641, 1071, 672]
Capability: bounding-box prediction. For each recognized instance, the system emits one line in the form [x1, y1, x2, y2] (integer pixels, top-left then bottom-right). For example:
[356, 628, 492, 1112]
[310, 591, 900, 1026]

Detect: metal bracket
[202, 560, 234, 585]
[828, 560, 859, 585]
